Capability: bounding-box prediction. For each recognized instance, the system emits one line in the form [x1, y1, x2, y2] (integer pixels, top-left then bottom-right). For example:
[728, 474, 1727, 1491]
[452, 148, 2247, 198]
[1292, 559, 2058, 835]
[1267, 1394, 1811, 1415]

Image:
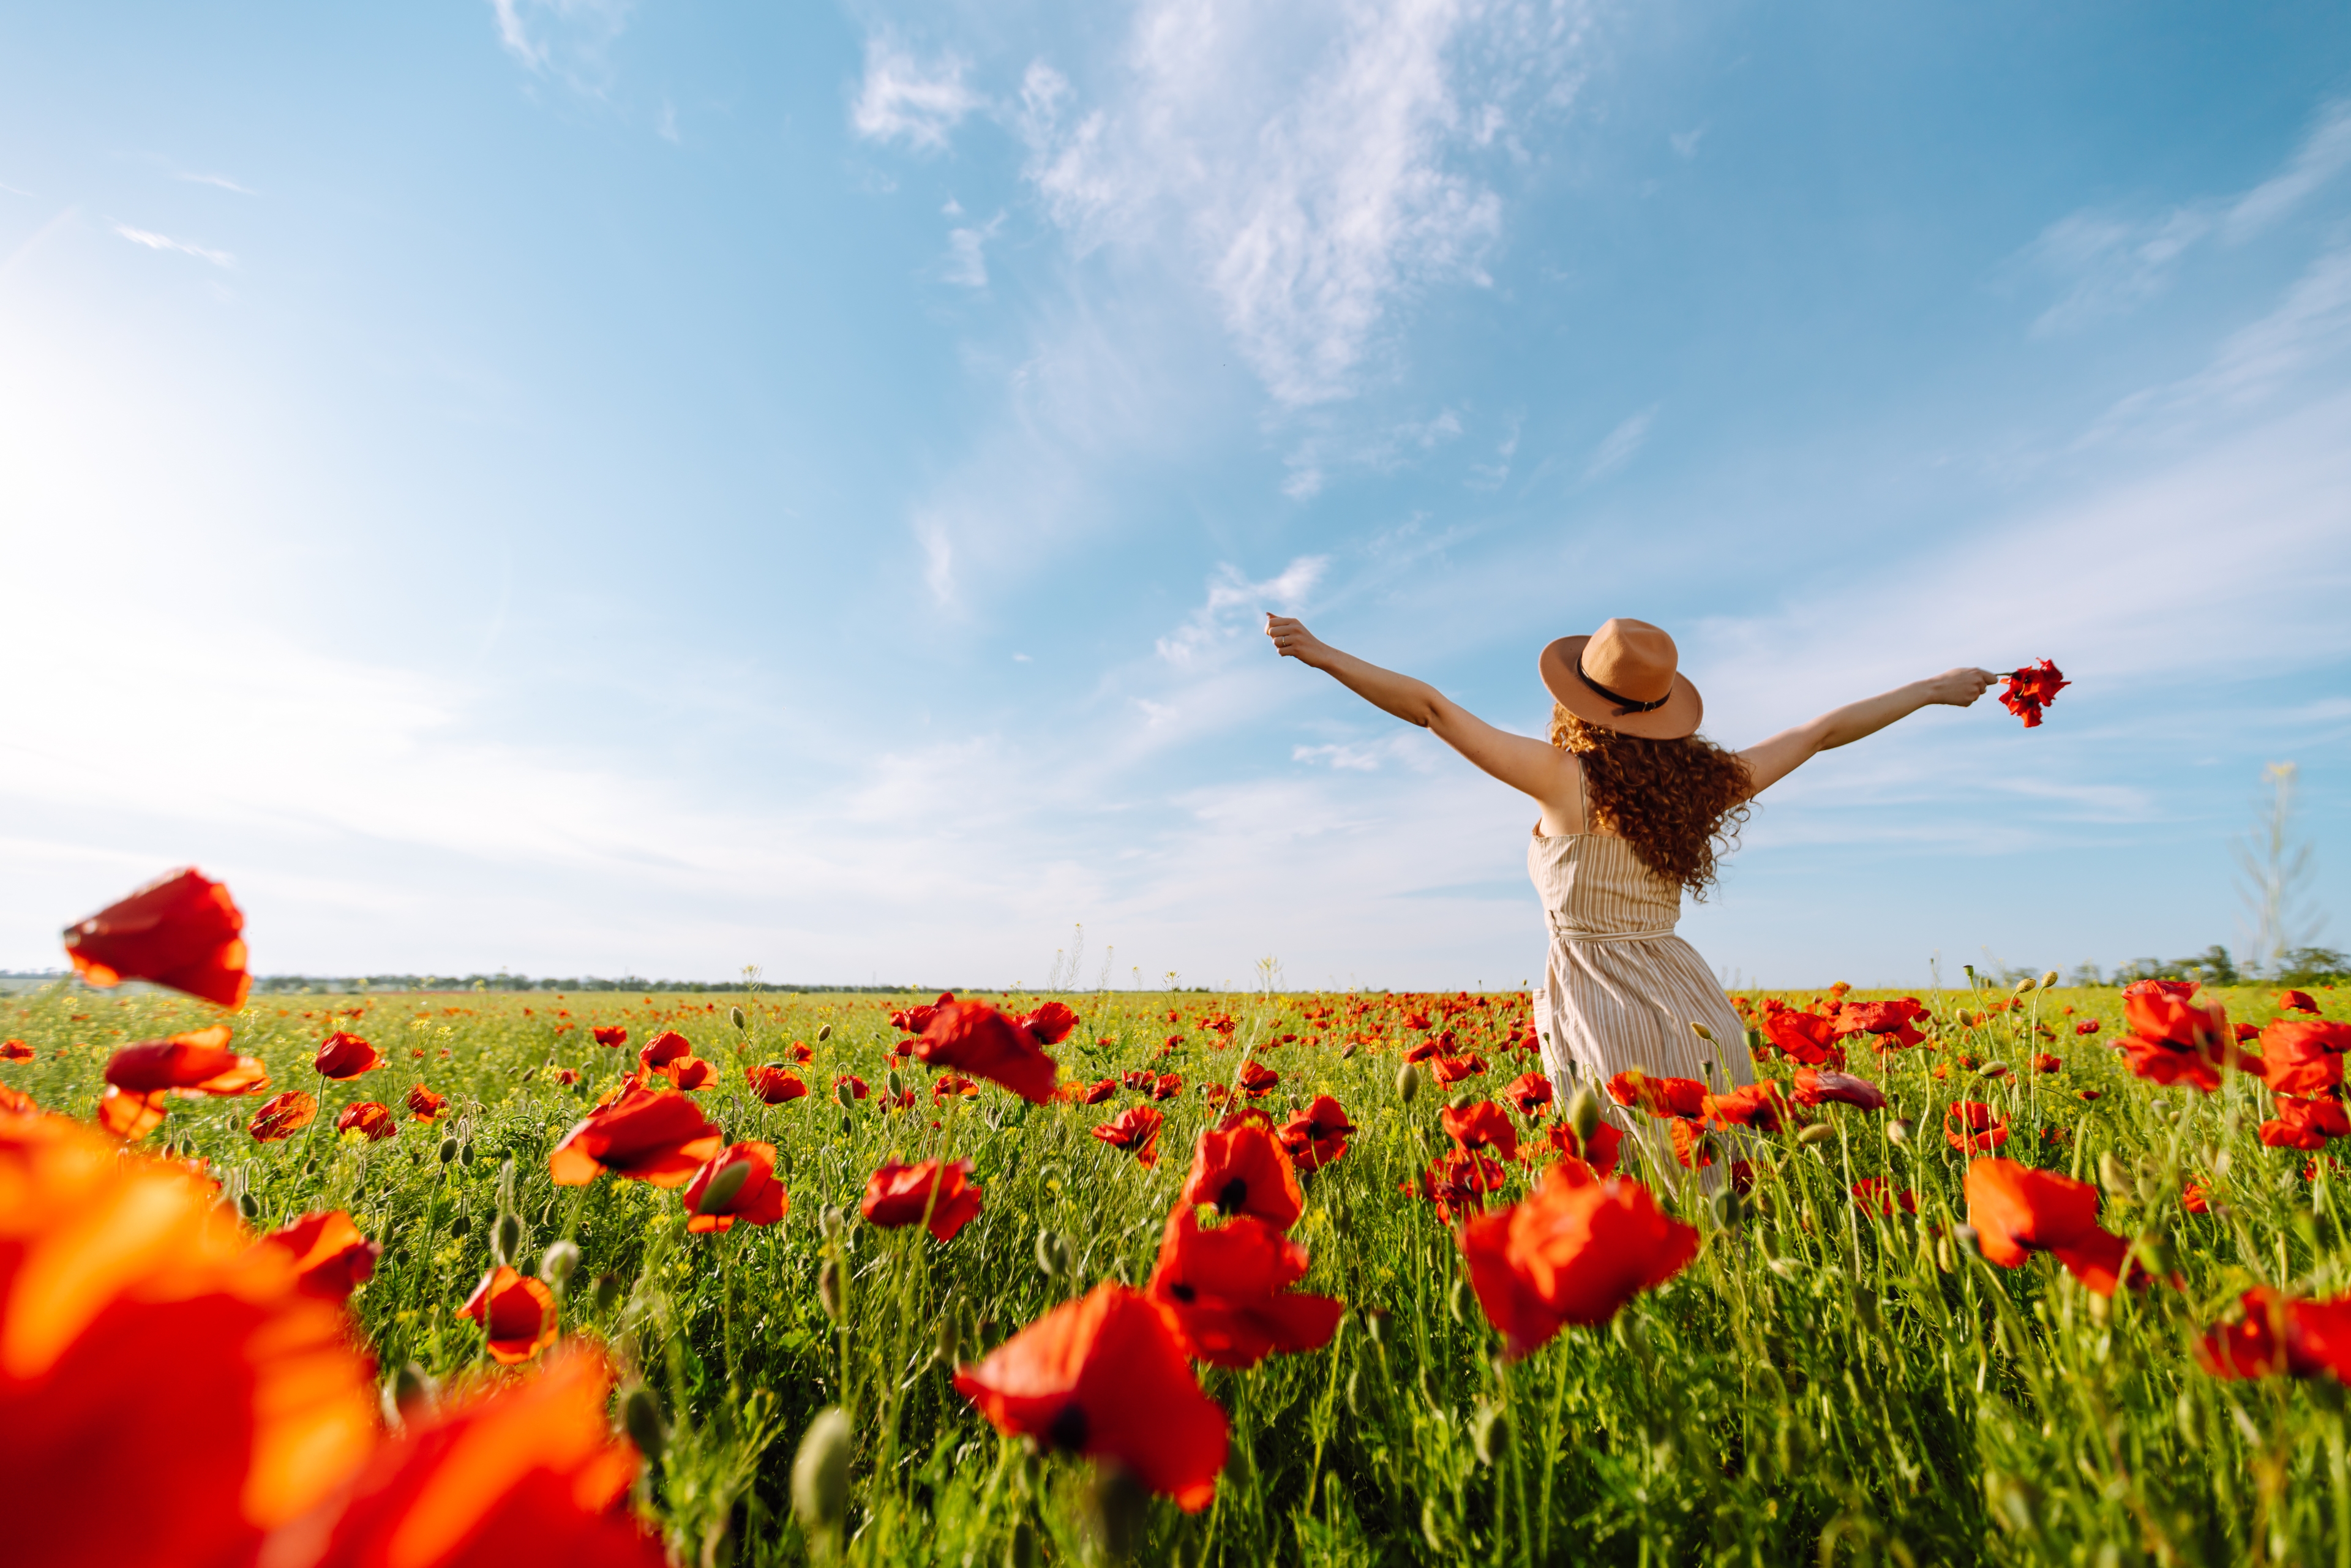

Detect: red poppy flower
[1, 1038, 33, 1063]
[551, 1067, 580, 1087]
[2115, 980, 2234, 1093]
[406, 1084, 448, 1121]
[1068, 1077, 1114, 1105]
[1152, 1072, 1184, 1101]
[1402, 1038, 1443, 1065]
[0, 1082, 41, 1117]
[2030, 1052, 2062, 1074]
[637, 1030, 692, 1075]
[746, 1064, 809, 1105]
[1533, 1119, 1624, 1176]
[1832, 998, 1927, 1048]
[1403, 1149, 1510, 1223]
[314, 1032, 384, 1081]
[260, 1210, 383, 1303]
[1945, 1101, 2009, 1153]
[1458, 1163, 1701, 1358]
[459, 1265, 558, 1364]
[96, 1086, 170, 1141]
[1790, 1068, 1887, 1111]
[591, 1024, 628, 1048]
[2279, 990, 2323, 1016]
[1851, 1177, 1917, 1217]
[1019, 1000, 1082, 1044]
[1606, 1069, 1707, 1120]
[790, 1042, 815, 1063]
[1277, 1095, 1354, 1171]
[104, 1025, 268, 1097]
[1502, 1072, 1553, 1119]
[663, 1056, 715, 1092]
[1441, 1099, 1520, 1160]
[0, 1112, 376, 1568]
[1965, 1158, 2138, 1296]
[890, 992, 954, 1034]
[680, 1141, 790, 1234]
[833, 1073, 870, 1100]
[1998, 659, 2069, 727]
[2074, 1019, 2102, 1036]
[1700, 1081, 1790, 1134]
[2254, 1020, 2351, 1098]
[1146, 1206, 1342, 1369]
[1181, 1113, 1304, 1230]
[285, 1345, 665, 1568]
[2183, 1180, 2212, 1215]
[548, 1080, 725, 1188]
[1237, 1060, 1281, 1098]
[1402, 1011, 1433, 1031]
[2194, 1288, 2351, 1381]
[861, 1158, 984, 1241]
[2259, 1093, 2350, 1150]
[60, 867, 250, 1009]
[249, 1089, 320, 1142]
[953, 1282, 1228, 1512]
[1428, 1053, 1486, 1086]
[1760, 1006, 1845, 1065]
[1668, 1117, 1714, 1169]
[336, 1102, 397, 1141]
[911, 999, 1063, 1103]
[1092, 1106, 1164, 1168]
[1121, 1068, 1157, 1092]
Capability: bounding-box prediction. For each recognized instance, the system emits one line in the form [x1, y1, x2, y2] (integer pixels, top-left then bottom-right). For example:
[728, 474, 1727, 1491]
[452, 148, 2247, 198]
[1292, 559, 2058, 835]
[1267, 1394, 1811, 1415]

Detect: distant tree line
[2062, 945, 2349, 989]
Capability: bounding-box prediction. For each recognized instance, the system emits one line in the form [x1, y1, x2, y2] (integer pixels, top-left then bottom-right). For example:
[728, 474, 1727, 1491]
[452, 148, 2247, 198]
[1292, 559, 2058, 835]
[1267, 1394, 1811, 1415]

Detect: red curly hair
[1549, 707, 1753, 899]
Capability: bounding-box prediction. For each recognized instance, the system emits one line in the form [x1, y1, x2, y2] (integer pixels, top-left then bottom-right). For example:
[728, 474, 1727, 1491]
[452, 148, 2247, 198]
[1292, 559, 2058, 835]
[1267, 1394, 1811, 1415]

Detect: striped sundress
[1527, 824, 1756, 1182]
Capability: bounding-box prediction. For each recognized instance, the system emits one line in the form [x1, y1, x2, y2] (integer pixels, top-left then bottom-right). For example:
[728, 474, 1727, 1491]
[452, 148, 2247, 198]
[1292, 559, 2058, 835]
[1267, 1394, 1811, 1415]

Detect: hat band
[1576, 653, 1672, 718]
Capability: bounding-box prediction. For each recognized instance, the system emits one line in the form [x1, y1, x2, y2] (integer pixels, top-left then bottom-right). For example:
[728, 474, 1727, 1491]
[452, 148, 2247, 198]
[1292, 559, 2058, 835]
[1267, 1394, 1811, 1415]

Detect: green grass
[5, 978, 2347, 1566]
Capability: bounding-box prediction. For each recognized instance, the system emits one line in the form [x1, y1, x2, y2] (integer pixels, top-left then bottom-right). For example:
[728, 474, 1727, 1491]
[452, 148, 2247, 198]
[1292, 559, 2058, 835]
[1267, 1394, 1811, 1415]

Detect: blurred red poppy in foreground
[1442, 1098, 1520, 1160]
[1278, 1095, 1354, 1171]
[1502, 1071, 1553, 1119]
[891, 992, 954, 1034]
[912, 999, 1072, 1103]
[1945, 1101, 2009, 1153]
[314, 1032, 384, 1081]
[1428, 1054, 1486, 1086]
[862, 1158, 984, 1241]
[662, 1056, 714, 1092]
[1700, 1081, 1789, 1134]
[1147, 1206, 1341, 1368]
[1791, 1068, 1887, 1111]
[105, 1025, 268, 1098]
[1965, 1158, 2139, 1296]
[1152, 1072, 1184, 1101]
[1237, 1060, 1281, 1097]
[407, 1084, 448, 1121]
[2260, 1093, 2351, 1150]
[1459, 1163, 1700, 1358]
[261, 1210, 383, 1304]
[1999, 659, 2069, 727]
[2115, 980, 2235, 1093]
[681, 1141, 789, 1234]
[1607, 1069, 1707, 1121]
[0, 1112, 376, 1568]
[2195, 1288, 2351, 1381]
[276, 1346, 665, 1568]
[591, 1024, 629, 1048]
[548, 1081, 724, 1188]
[746, 1063, 809, 1105]
[460, 1266, 558, 1364]
[1092, 1105, 1164, 1168]
[2279, 990, 2322, 1015]
[1074, 1076, 1119, 1105]
[2253, 1019, 2351, 1098]
[1850, 1178, 1917, 1218]
[953, 1282, 1228, 1512]
[250, 1089, 320, 1142]
[1182, 1113, 1304, 1230]
[1404, 1149, 1510, 1223]
[336, 1101, 397, 1141]
[1, 1038, 34, 1062]
[1535, 1119, 1624, 1176]
[61, 866, 250, 1008]
[637, 1031, 692, 1075]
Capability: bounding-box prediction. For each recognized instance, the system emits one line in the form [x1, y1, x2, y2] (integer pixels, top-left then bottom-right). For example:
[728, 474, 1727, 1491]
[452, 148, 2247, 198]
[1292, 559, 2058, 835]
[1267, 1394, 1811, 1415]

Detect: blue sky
[2, 1, 2347, 989]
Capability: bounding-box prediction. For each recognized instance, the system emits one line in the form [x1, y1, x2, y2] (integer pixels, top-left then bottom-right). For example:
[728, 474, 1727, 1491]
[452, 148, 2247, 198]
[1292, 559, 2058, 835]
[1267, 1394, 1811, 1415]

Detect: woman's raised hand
[1923, 667, 2000, 707]
[1265, 614, 1330, 665]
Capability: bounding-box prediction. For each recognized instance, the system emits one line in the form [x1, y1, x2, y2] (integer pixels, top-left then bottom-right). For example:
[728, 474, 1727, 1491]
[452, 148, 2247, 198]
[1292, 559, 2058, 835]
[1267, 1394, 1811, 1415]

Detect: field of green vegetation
[7, 975, 2349, 1567]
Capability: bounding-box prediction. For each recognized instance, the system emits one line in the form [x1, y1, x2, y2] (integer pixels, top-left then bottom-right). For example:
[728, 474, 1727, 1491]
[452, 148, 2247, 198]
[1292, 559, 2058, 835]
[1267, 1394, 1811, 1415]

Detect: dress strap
[1574, 756, 1591, 835]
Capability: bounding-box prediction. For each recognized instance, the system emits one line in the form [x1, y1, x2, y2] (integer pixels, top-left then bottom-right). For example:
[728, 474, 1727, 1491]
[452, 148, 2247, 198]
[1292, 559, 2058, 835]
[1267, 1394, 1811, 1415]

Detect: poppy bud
[239, 1191, 261, 1218]
[1345, 1368, 1364, 1417]
[819, 1204, 845, 1240]
[449, 1214, 471, 1238]
[791, 1405, 853, 1547]
[1008, 1520, 1040, 1568]
[1447, 1277, 1470, 1324]
[621, 1385, 666, 1464]
[1471, 1403, 1510, 1466]
[593, 1272, 624, 1313]
[1363, 1307, 1390, 1348]
[1795, 1123, 1835, 1146]
[493, 1212, 523, 1266]
[887, 1070, 904, 1100]
[1085, 1461, 1150, 1561]
[817, 1022, 833, 1043]
[382, 1361, 436, 1428]
[2038, 970, 2060, 991]
[1034, 1228, 1067, 1278]
[438, 1136, 459, 1164]
[1886, 1119, 1914, 1146]
[1951, 1223, 1981, 1258]
[1445, 1090, 1477, 1113]
[1395, 1060, 1421, 1104]
[2132, 1231, 2178, 1277]
[818, 1258, 845, 1320]
[937, 1312, 961, 1365]
[460, 1140, 475, 1164]
[730, 1005, 747, 1030]
[1689, 1021, 1714, 1043]
[497, 1158, 518, 1210]
[1976, 1061, 2009, 1079]
[2012, 977, 2036, 995]
[2098, 1152, 2130, 1193]
[539, 1239, 580, 1286]
[696, 1158, 754, 1217]
[1565, 1085, 1603, 1145]
[834, 1081, 856, 1109]
[1934, 1232, 1956, 1273]
[1340, 1041, 1358, 1060]
[1710, 1187, 1745, 1228]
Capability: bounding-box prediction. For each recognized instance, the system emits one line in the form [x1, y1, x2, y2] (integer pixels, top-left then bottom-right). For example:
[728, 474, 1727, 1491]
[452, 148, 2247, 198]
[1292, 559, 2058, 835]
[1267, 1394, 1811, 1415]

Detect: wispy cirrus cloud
[175, 172, 255, 195]
[1584, 403, 1655, 480]
[111, 224, 233, 267]
[1157, 556, 1329, 664]
[489, 0, 634, 89]
[851, 40, 984, 151]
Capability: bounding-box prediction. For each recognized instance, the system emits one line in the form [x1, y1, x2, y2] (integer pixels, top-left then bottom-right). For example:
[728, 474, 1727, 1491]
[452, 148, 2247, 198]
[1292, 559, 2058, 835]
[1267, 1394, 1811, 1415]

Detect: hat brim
[1540, 636, 1703, 741]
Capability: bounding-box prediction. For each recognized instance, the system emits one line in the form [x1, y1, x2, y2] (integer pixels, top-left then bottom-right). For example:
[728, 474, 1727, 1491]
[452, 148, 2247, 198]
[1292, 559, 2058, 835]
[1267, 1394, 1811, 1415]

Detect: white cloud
[1668, 124, 1705, 160]
[943, 213, 1005, 288]
[2226, 99, 2351, 241]
[1292, 732, 1439, 771]
[111, 224, 233, 268]
[176, 172, 255, 195]
[1584, 403, 1654, 479]
[1157, 556, 1329, 664]
[852, 40, 983, 151]
[490, 0, 634, 85]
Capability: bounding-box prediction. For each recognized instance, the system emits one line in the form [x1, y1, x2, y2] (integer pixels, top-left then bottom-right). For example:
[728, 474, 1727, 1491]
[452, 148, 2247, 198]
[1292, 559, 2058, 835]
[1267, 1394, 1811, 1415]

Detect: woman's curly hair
[1549, 707, 1754, 899]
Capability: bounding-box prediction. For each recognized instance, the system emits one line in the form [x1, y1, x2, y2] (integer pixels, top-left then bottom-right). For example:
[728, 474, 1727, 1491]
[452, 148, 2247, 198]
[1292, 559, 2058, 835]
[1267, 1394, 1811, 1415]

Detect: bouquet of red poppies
[2000, 659, 2068, 727]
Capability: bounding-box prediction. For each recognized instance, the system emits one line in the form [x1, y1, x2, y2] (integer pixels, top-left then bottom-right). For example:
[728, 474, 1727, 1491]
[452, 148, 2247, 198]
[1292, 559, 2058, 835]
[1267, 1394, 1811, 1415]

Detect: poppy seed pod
[1085, 1461, 1150, 1561]
[1795, 1123, 1836, 1146]
[1395, 1060, 1421, 1104]
[818, 1257, 846, 1320]
[2038, 970, 2060, 990]
[1471, 1403, 1510, 1466]
[621, 1386, 666, 1464]
[2013, 977, 2037, 995]
[817, 1022, 833, 1042]
[539, 1239, 581, 1287]
[493, 1212, 523, 1266]
[791, 1405, 853, 1547]
[593, 1272, 624, 1313]
[730, 1005, 747, 1031]
[438, 1136, 459, 1164]
[1565, 1085, 1603, 1145]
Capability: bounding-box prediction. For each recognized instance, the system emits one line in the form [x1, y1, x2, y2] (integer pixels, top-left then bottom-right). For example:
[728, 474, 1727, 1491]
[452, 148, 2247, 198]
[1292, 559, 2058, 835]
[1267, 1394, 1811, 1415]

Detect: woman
[1265, 612, 1996, 1179]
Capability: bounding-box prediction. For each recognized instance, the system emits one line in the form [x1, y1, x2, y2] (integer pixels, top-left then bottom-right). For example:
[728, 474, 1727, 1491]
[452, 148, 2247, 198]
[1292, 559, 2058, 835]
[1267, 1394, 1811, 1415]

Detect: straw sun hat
[1539, 617, 1703, 741]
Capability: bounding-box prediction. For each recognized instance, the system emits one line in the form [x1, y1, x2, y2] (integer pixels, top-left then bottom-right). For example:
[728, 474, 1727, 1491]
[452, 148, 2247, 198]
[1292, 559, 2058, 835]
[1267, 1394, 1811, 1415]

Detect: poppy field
[9, 880, 2351, 1566]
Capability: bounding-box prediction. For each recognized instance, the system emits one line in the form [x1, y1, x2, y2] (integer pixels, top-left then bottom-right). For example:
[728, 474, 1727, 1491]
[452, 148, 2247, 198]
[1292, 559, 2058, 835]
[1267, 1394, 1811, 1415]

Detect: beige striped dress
[1528, 824, 1755, 1182]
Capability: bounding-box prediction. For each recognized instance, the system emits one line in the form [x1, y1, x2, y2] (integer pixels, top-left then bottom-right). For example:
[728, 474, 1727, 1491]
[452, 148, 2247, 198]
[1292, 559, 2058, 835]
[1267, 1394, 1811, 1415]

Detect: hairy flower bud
[1085, 1462, 1150, 1561]
[816, 1022, 833, 1043]
[730, 1005, 747, 1031]
[696, 1158, 753, 1217]
[593, 1272, 624, 1313]
[621, 1385, 666, 1464]
[2038, 970, 2060, 991]
[1796, 1123, 1835, 1146]
[792, 1406, 853, 1551]
[819, 1204, 845, 1240]
[1471, 1403, 1510, 1466]
[818, 1258, 845, 1320]
[833, 1080, 856, 1109]
[538, 1239, 581, 1287]
[1565, 1085, 1603, 1146]
[1886, 1118, 1914, 1146]
[1395, 1060, 1421, 1104]
[438, 1136, 459, 1165]
[493, 1212, 523, 1267]
[1689, 1021, 1714, 1043]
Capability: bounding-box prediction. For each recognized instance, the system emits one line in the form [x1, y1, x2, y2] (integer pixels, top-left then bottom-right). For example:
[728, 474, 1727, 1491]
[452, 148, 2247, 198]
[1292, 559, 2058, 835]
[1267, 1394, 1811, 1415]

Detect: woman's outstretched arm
[1265, 614, 1576, 811]
[1738, 667, 2000, 795]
